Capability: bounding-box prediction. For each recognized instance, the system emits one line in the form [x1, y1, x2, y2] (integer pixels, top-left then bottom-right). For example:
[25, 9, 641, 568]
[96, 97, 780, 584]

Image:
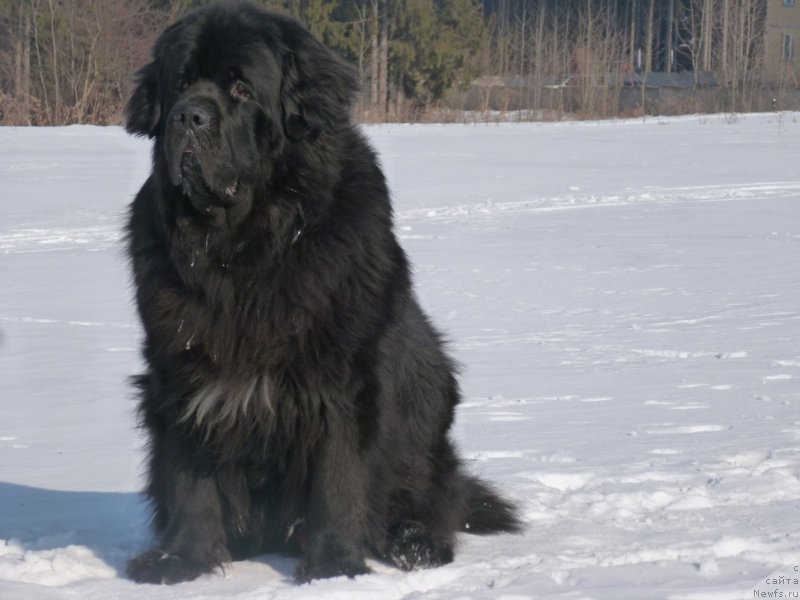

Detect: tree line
[483, 0, 770, 118]
[0, 0, 777, 126]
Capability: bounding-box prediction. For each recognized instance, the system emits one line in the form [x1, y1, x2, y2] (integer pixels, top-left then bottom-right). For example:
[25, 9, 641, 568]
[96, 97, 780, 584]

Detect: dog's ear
[125, 61, 161, 138]
[279, 20, 360, 141]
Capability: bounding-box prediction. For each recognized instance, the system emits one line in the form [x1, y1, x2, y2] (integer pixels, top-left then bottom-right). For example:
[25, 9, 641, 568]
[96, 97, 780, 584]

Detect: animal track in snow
[397, 182, 800, 222]
[0, 227, 122, 253]
[464, 450, 526, 462]
[763, 374, 794, 381]
[645, 424, 729, 435]
[523, 472, 594, 492]
[0, 316, 134, 330]
[774, 360, 800, 367]
[488, 413, 531, 422]
[631, 349, 748, 360]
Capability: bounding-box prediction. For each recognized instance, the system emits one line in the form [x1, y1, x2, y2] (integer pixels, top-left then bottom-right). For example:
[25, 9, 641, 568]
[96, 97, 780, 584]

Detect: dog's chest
[182, 375, 274, 435]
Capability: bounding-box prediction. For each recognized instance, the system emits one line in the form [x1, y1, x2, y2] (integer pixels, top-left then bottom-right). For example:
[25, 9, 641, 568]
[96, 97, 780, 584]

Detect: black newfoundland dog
[124, 1, 519, 584]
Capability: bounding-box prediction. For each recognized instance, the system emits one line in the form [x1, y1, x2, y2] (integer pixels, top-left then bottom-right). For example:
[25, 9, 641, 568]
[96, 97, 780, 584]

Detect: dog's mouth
[178, 148, 193, 180]
[172, 147, 240, 208]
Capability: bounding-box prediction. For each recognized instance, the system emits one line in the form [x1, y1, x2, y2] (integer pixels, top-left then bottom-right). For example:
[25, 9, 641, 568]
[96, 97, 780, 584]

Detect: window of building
[784, 34, 794, 62]
[785, 0, 796, 7]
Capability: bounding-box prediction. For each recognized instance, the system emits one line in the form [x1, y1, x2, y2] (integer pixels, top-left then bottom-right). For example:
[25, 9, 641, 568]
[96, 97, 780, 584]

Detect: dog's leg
[128, 433, 230, 584]
[294, 419, 372, 582]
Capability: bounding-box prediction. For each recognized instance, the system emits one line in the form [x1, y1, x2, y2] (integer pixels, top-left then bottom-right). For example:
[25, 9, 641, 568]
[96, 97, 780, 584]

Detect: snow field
[1, 113, 800, 598]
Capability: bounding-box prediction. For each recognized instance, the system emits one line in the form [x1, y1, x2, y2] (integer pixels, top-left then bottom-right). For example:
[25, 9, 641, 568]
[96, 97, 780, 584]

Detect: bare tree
[0, 0, 173, 125]
[378, 2, 388, 119]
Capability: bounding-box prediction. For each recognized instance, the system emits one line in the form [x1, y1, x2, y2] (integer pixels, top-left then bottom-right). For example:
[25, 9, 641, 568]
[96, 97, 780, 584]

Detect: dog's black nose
[175, 104, 211, 131]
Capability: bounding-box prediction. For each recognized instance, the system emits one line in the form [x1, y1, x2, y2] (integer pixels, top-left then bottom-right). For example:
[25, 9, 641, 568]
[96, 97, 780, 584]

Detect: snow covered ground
[1, 113, 800, 599]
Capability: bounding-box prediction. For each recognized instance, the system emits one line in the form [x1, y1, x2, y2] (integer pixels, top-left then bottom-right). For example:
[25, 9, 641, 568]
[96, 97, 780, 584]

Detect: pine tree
[392, 0, 485, 110]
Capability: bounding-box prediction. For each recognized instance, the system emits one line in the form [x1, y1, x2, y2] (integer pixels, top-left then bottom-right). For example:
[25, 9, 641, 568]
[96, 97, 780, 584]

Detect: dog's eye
[179, 79, 189, 92]
[231, 80, 250, 99]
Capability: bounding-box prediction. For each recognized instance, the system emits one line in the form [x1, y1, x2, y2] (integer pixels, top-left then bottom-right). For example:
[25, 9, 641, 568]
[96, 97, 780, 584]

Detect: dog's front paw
[127, 548, 213, 584]
[386, 521, 453, 571]
[294, 534, 370, 582]
[294, 555, 371, 582]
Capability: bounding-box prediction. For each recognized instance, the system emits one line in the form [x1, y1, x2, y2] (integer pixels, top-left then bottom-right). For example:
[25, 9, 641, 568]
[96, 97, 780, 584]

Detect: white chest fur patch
[181, 375, 274, 434]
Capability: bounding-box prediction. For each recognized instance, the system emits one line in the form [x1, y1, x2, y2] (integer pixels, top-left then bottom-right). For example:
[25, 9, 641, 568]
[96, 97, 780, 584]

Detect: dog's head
[126, 3, 359, 224]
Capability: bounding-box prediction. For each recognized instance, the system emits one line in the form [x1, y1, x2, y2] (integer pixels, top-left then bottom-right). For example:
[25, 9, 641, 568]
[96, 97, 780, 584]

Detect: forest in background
[0, 0, 783, 125]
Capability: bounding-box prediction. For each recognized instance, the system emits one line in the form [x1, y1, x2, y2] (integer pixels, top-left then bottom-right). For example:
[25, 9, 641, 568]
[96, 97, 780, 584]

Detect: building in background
[764, 0, 800, 83]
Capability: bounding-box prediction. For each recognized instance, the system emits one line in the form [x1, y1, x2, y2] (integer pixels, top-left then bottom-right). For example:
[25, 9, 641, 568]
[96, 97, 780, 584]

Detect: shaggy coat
[124, 2, 519, 584]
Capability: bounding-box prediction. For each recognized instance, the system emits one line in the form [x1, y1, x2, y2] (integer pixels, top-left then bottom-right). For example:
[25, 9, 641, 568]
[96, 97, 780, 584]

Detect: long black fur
[124, 2, 520, 585]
